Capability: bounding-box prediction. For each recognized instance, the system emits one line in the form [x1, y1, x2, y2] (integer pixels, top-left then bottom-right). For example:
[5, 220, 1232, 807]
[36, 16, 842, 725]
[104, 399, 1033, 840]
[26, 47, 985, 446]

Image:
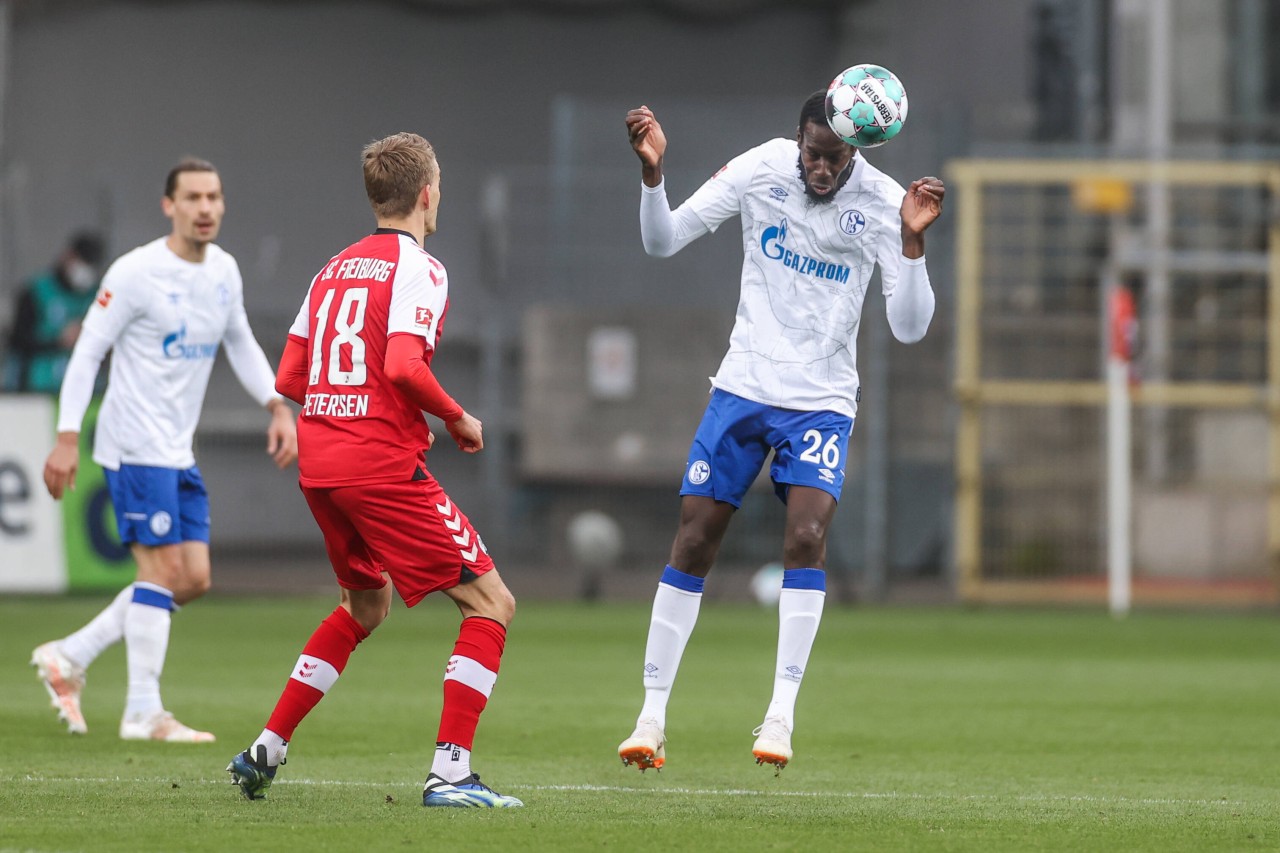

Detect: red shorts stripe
[301, 471, 494, 607]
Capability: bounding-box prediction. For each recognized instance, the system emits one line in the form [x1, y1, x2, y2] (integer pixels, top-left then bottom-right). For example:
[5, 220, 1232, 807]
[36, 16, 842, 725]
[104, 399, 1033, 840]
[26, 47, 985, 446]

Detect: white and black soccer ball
[824, 63, 908, 148]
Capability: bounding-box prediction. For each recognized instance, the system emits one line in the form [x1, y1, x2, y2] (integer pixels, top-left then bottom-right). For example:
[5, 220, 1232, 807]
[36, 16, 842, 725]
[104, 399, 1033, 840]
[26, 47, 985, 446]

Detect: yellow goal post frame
[948, 158, 1280, 606]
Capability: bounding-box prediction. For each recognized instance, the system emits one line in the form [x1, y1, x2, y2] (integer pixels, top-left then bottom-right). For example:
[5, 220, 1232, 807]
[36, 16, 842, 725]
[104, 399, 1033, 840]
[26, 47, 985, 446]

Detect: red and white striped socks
[254, 606, 369, 767]
[431, 616, 507, 782]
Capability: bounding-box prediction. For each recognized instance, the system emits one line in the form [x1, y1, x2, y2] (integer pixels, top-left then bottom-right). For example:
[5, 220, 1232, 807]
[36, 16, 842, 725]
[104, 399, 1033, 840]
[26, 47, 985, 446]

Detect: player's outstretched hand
[901, 177, 945, 235]
[626, 105, 666, 183]
[43, 433, 80, 500]
[266, 400, 298, 469]
[446, 412, 484, 454]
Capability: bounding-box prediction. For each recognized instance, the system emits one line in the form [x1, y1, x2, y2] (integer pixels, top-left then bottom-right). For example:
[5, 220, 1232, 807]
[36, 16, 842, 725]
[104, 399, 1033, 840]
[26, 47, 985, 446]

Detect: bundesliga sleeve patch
[415, 307, 434, 328]
[95, 289, 113, 308]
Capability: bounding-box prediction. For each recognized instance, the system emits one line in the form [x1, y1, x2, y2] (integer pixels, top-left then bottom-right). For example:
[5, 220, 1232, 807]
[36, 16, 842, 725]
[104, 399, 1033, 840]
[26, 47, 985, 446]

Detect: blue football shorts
[103, 464, 211, 546]
[680, 388, 854, 507]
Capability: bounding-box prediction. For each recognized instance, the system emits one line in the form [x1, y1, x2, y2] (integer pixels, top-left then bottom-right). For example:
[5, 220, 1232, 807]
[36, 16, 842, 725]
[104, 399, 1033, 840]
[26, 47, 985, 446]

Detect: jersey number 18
[310, 287, 369, 387]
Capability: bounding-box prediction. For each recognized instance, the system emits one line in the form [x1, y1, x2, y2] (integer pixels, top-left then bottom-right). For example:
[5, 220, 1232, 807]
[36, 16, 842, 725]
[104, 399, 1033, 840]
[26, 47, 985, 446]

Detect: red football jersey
[287, 229, 449, 486]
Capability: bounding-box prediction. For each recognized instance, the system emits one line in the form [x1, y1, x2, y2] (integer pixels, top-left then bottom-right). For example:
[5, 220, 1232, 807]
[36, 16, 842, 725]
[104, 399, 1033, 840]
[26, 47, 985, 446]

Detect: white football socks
[61, 583, 134, 669]
[763, 584, 826, 728]
[431, 742, 472, 782]
[123, 582, 174, 720]
[251, 729, 289, 768]
[637, 567, 705, 730]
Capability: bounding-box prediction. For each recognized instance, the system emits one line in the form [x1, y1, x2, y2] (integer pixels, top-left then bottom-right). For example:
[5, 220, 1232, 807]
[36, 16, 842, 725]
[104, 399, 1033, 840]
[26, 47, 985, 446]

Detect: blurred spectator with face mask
[5, 231, 106, 393]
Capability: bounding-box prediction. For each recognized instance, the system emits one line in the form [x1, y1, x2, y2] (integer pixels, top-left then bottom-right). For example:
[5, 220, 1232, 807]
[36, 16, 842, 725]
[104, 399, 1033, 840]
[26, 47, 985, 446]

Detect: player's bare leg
[620, 497, 734, 771]
[752, 487, 833, 772]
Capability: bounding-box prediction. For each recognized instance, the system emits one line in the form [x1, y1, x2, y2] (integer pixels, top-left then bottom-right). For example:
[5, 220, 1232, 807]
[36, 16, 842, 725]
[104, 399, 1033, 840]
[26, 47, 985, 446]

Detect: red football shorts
[301, 470, 495, 607]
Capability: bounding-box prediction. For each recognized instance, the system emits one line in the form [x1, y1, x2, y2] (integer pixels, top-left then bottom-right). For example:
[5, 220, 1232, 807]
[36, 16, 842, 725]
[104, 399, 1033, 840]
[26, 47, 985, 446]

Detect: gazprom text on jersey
[304, 393, 369, 418]
[760, 224, 851, 284]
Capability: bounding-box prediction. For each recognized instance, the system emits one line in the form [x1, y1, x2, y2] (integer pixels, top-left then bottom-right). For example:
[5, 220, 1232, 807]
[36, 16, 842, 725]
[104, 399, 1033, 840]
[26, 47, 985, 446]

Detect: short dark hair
[799, 90, 828, 132]
[68, 231, 105, 265]
[164, 157, 218, 198]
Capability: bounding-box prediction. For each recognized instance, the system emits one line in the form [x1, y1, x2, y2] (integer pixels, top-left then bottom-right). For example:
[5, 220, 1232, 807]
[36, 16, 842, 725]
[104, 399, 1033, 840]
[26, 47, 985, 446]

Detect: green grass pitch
[1, 594, 1277, 851]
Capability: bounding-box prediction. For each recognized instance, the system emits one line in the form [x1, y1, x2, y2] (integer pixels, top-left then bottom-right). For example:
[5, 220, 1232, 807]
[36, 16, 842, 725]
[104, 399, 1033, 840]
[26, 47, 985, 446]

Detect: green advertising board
[61, 399, 133, 591]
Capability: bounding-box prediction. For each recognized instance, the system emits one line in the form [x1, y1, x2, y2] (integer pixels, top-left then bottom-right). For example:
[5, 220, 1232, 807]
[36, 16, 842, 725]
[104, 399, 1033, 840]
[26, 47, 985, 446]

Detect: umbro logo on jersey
[769, 187, 789, 200]
[416, 307, 434, 326]
[818, 468, 836, 484]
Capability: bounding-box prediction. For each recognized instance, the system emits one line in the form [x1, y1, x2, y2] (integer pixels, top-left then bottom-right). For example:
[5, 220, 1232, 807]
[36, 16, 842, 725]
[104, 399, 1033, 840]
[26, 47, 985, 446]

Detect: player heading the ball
[618, 84, 943, 773]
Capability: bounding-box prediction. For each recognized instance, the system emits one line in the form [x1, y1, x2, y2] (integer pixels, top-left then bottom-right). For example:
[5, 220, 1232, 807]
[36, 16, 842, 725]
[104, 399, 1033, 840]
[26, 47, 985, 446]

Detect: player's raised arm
[626, 105, 666, 187]
[628, 105, 714, 259]
[900, 176, 945, 258]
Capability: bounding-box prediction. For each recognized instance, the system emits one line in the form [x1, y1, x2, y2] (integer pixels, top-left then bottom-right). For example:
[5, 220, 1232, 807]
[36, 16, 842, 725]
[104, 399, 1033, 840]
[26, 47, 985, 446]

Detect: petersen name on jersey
[288, 231, 448, 487]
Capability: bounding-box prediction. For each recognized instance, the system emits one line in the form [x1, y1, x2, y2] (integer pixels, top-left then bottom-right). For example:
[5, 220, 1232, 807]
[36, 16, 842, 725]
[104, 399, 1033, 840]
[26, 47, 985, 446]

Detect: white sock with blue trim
[637, 566, 704, 730]
[123, 582, 174, 719]
[61, 583, 134, 669]
[764, 569, 826, 729]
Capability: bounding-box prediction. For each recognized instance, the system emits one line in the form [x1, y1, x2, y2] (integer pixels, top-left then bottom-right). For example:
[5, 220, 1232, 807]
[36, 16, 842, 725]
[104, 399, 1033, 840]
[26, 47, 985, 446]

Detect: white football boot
[119, 710, 216, 743]
[751, 715, 793, 772]
[31, 642, 88, 735]
[618, 717, 666, 771]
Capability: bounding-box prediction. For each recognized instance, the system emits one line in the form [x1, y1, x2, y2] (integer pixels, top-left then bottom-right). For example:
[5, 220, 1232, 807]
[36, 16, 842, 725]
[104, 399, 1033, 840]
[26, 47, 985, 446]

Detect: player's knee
[350, 602, 389, 633]
[783, 519, 827, 565]
[670, 531, 718, 573]
[488, 585, 516, 626]
[175, 573, 212, 604]
[472, 580, 515, 626]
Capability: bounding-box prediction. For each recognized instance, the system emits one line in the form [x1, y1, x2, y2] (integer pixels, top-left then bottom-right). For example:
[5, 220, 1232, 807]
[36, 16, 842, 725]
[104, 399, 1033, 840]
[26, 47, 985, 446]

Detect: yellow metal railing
[948, 158, 1280, 605]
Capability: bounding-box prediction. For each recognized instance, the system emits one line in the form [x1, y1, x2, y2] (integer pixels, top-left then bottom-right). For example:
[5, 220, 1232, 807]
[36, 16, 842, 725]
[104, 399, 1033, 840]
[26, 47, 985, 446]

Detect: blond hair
[361, 132, 437, 218]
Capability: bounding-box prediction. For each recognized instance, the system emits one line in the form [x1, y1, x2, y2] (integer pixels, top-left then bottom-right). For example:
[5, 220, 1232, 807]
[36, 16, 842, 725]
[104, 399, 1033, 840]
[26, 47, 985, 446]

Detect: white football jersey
[77, 238, 274, 469]
[680, 137, 909, 418]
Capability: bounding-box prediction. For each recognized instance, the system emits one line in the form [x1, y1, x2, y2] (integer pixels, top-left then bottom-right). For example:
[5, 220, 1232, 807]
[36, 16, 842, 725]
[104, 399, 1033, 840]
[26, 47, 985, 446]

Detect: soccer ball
[824, 64, 908, 148]
[750, 563, 785, 607]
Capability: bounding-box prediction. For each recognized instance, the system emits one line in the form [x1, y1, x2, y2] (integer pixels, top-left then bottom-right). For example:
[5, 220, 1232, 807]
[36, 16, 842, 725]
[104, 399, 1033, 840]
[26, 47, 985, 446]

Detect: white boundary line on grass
[13, 775, 1247, 808]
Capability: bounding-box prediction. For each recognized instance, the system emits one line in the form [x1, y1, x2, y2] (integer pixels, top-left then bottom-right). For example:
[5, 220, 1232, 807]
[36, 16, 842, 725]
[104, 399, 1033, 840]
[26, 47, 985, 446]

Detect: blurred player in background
[33, 158, 297, 742]
[617, 94, 944, 772]
[227, 132, 522, 809]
